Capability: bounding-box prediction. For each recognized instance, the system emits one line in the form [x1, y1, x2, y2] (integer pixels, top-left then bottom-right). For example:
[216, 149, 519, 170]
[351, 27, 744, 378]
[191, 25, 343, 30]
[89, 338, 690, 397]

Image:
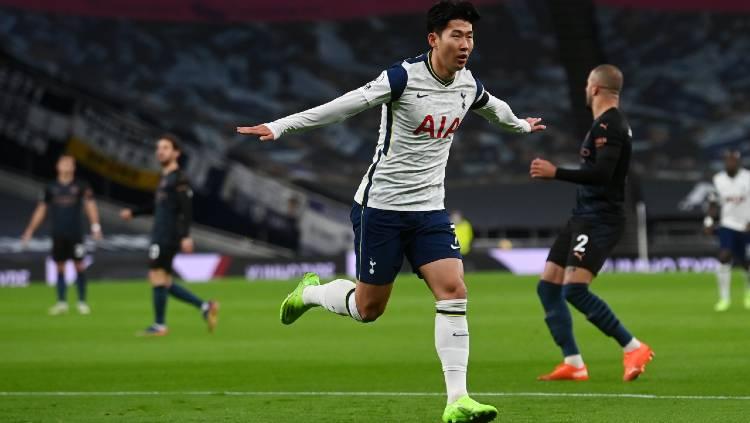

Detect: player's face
[585, 72, 596, 107]
[725, 155, 739, 174]
[431, 19, 474, 72]
[56, 157, 75, 176]
[156, 139, 179, 166]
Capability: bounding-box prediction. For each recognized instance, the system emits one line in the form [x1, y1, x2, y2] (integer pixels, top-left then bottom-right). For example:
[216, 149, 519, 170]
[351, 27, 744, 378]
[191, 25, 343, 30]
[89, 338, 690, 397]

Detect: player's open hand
[525, 117, 546, 132]
[91, 224, 103, 241]
[236, 124, 275, 141]
[530, 158, 557, 179]
[181, 237, 194, 254]
[20, 231, 31, 248]
[119, 209, 133, 221]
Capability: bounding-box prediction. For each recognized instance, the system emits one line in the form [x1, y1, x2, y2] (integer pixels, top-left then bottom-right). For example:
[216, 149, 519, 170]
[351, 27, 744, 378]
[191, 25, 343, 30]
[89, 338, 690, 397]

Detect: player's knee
[445, 281, 467, 299]
[718, 251, 732, 264]
[148, 271, 169, 287]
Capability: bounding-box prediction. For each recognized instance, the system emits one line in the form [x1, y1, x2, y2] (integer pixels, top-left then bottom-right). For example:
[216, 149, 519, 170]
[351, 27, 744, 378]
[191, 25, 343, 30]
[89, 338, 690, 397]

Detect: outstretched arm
[471, 91, 545, 133]
[238, 90, 372, 141]
[120, 201, 154, 221]
[529, 143, 622, 185]
[238, 68, 398, 141]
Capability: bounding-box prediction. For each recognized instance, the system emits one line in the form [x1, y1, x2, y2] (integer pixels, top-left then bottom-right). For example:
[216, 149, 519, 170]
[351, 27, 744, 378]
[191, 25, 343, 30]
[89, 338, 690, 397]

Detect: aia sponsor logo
[413, 115, 461, 139]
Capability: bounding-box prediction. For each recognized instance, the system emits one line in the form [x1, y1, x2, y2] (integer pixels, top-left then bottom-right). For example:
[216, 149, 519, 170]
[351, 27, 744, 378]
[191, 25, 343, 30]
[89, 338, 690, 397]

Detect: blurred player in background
[450, 210, 474, 256]
[530, 64, 653, 382]
[22, 155, 102, 315]
[120, 135, 218, 337]
[704, 150, 750, 312]
[239, 1, 544, 421]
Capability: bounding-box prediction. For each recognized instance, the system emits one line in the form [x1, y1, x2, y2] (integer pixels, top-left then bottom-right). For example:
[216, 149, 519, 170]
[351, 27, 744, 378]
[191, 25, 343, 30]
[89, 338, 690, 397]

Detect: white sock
[435, 299, 469, 404]
[717, 264, 731, 301]
[623, 337, 641, 353]
[302, 279, 360, 319]
[564, 354, 585, 368]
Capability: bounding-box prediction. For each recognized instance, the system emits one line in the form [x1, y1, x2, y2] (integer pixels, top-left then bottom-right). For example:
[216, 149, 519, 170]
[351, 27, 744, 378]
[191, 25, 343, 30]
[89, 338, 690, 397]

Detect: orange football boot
[537, 363, 589, 381]
[623, 343, 654, 381]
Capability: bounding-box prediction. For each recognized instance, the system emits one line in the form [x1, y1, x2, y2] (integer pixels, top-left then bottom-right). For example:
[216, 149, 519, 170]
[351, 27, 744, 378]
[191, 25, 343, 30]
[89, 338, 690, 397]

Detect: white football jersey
[352, 52, 528, 210]
[713, 168, 750, 231]
[265, 51, 530, 211]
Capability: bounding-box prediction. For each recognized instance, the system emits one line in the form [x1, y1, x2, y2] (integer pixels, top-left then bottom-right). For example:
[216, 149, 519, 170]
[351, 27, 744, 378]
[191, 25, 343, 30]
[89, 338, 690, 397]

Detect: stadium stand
[0, 1, 746, 253]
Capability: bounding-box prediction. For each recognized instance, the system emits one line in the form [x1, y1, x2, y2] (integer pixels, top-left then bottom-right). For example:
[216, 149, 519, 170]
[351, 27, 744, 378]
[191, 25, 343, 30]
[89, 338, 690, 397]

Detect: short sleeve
[41, 186, 52, 204]
[176, 173, 193, 197]
[80, 180, 94, 200]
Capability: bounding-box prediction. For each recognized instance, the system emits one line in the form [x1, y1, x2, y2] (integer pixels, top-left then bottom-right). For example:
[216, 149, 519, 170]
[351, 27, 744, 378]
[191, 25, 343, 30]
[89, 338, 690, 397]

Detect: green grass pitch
[1, 271, 748, 422]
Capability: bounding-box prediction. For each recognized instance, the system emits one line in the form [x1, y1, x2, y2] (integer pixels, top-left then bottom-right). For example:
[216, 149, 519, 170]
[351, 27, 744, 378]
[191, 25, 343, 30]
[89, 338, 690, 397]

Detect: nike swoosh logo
[451, 244, 460, 250]
[452, 333, 469, 337]
[416, 93, 428, 98]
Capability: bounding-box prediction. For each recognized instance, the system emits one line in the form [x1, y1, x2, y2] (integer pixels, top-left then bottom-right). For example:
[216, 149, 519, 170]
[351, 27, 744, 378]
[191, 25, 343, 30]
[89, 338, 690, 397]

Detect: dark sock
[168, 283, 204, 309]
[537, 280, 579, 356]
[563, 283, 633, 347]
[56, 271, 66, 302]
[76, 272, 87, 303]
[153, 286, 168, 325]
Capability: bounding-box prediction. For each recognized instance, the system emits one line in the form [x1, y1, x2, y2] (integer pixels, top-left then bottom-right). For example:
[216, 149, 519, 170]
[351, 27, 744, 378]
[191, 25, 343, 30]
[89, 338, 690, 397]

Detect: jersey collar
[425, 50, 455, 87]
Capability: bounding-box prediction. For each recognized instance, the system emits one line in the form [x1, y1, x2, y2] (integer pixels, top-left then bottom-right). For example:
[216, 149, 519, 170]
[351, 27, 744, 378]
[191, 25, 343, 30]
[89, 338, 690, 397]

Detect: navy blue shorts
[547, 216, 625, 275]
[351, 203, 462, 285]
[717, 227, 749, 262]
[52, 237, 85, 262]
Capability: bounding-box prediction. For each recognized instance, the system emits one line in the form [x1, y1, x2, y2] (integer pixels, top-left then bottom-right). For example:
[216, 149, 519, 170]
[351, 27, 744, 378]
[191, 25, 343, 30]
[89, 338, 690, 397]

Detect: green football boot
[714, 298, 731, 312]
[442, 395, 498, 423]
[280, 272, 320, 325]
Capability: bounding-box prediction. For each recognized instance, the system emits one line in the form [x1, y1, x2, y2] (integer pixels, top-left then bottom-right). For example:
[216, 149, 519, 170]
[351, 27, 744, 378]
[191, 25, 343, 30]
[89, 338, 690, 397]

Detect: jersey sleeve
[357, 64, 408, 105]
[592, 115, 628, 151]
[79, 180, 94, 200]
[554, 119, 624, 185]
[469, 80, 530, 133]
[41, 186, 52, 204]
[175, 174, 193, 238]
[264, 66, 407, 140]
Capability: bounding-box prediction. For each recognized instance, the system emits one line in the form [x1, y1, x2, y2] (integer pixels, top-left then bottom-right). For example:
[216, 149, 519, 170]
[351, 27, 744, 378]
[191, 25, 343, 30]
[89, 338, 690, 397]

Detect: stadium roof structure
[0, 0, 747, 22]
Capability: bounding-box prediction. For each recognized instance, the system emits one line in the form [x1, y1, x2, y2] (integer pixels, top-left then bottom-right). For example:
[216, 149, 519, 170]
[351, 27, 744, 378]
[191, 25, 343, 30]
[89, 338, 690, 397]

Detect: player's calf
[563, 283, 633, 347]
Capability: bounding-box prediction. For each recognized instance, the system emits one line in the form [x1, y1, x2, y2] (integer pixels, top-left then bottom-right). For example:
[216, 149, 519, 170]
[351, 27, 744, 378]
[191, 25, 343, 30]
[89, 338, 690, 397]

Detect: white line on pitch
[0, 392, 748, 401]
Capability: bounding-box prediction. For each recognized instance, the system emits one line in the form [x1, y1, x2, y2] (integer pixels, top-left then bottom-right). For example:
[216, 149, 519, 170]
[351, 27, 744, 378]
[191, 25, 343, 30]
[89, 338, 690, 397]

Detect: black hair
[723, 149, 741, 159]
[426, 1, 481, 34]
[158, 133, 181, 151]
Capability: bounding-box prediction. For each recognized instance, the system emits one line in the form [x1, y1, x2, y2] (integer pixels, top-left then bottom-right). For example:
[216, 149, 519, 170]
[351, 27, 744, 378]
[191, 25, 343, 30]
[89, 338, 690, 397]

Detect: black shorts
[547, 216, 625, 275]
[52, 237, 86, 262]
[148, 243, 178, 273]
